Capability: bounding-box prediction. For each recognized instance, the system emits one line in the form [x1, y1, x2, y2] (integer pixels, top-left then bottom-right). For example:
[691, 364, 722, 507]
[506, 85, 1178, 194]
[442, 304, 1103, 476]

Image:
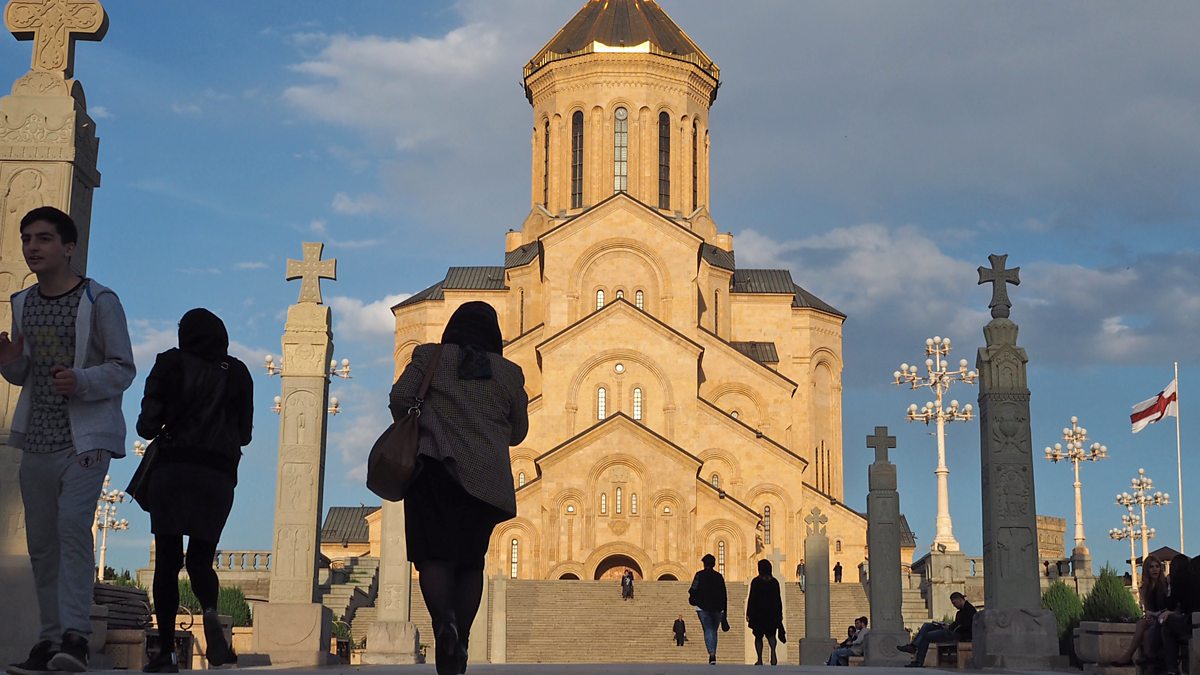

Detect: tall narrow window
[615, 289, 624, 300]
[631, 493, 638, 514]
[518, 288, 525, 334]
[717, 540, 726, 575]
[518, 471, 526, 488]
[635, 290, 644, 310]
[510, 539, 519, 579]
[633, 388, 643, 421]
[597, 387, 607, 420]
[613, 107, 629, 193]
[596, 289, 605, 310]
[692, 120, 699, 208]
[542, 119, 550, 206]
[711, 473, 720, 489]
[658, 112, 671, 209]
[713, 290, 720, 333]
[835, 539, 843, 554]
[600, 492, 608, 515]
[616, 486, 623, 514]
[571, 111, 584, 208]
[763, 505, 772, 545]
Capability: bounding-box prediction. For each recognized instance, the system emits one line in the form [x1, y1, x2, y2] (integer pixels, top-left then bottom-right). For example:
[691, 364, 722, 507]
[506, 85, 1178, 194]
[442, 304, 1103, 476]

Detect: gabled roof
[542, 191, 704, 247]
[505, 242, 540, 269]
[696, 398, 804, 465]
[320, 506, 379, 544]
[900, 515, 917, 548]
[537, 296, 703, 356]
[792, 283, 845, 318]
[537, 412, 704, 467]
[697, 478, 762, 523]
[731, 341, 778, 364]
[730, 269, 845, 319]
[393, 266, 506, 311]
[695, 327, 797, 391]
[393, 280, 443, 310]
[700, 243, 735, 271]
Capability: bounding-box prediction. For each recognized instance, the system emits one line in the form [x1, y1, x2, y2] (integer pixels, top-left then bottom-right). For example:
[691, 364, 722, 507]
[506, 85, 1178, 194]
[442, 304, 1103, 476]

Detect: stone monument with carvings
[972, 254, 1059, 668]
[360, 499, 420, 664]
[0, 0, 106, 662]
[251, 243, 337, 666]
[798, 507, 836, 665]
[862, 427, 911, 666]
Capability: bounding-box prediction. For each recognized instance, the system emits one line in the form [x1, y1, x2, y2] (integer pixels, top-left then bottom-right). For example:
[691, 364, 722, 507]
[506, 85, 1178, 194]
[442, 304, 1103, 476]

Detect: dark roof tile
[700, 243, 735, 271]
[444, 266, 507, 291]
[505, 242, 540, 269]
[320, 506, 380, 545]
[731, 341, 779, 364]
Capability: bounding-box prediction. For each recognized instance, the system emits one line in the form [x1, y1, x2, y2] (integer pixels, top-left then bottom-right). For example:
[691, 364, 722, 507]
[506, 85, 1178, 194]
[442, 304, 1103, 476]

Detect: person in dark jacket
[834, 561, 843, 583]
[689, 553, 729, 665]
[746, 559, 784, 665]
[1157, 554, 1195, 675]
[673, 615, 688, 646]
[390, 302, 528, 675]
[897, 592, 976, 667]
[1115, 554, 1168, 666]
[136, 309, 253, 672]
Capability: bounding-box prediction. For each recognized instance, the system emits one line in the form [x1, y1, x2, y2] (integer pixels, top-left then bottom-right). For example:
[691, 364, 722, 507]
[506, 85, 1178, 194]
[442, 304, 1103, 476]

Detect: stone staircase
[320, 556, 380, 623]
[902, 587, 931, 631]
[782, 581, 874, 639]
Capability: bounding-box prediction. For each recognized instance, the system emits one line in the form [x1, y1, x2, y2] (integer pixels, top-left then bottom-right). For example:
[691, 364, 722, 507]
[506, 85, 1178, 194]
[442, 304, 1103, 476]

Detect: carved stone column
[973, 254, 1058, 668]
[862, 427, 910, 666]
[361, 499, 419, 664]
[798, 507, 835, 665]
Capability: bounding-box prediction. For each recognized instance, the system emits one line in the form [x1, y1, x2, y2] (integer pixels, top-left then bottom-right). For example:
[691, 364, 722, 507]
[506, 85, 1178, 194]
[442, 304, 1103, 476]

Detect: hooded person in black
[137, 309, 253, 672]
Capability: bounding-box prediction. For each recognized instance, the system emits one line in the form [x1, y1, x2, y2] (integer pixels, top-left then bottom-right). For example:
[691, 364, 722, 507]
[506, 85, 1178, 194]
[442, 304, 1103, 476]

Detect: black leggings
[418, 560, 486, 648]
[152, 534, 219, 651]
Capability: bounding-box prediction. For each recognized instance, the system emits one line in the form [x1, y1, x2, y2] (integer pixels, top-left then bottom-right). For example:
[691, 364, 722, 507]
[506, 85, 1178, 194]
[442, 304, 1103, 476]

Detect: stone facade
[391, 0, 866, 583]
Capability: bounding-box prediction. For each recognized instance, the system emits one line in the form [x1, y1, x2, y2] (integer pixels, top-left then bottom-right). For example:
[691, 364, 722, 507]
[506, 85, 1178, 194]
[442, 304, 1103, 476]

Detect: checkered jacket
[389, 343, 528, 517]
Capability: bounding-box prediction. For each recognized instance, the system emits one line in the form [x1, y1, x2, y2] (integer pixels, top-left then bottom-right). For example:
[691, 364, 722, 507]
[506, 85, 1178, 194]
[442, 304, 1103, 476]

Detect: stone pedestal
[863, 427, 911, 667]
[799, 507, 832, 665]
[972, 608, 1060, 669]
[360, 622, 420, 665]
[251, 603, 335, 667]
[104, 629, 146, 670]
[361, 499, 420, 665]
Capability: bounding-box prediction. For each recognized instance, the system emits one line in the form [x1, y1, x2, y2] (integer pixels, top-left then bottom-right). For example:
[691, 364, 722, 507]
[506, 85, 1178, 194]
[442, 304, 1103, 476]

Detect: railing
[213, 550, 271, 572]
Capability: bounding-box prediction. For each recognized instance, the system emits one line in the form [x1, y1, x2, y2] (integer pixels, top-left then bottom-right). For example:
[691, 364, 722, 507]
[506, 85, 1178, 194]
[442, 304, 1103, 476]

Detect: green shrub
[1041, 580, 1084, 659]
[218, 586, 252, 627]
[1081, 566, 1140, 623]
[177, 579, 202, 613]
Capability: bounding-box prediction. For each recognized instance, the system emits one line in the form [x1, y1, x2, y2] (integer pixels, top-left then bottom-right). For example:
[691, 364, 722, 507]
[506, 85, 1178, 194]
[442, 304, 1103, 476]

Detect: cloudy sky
[3, 0, 1196, 575]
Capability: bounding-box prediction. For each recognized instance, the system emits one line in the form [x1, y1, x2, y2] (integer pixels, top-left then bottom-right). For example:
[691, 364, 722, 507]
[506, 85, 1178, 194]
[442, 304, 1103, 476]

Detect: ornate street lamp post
[1043, 416, 1107, 557]
[893, 336, 976, 552]
[1109, 509, 1152, 599]
[1116, 468, 1169, 578]
[95, 476, 129, 582]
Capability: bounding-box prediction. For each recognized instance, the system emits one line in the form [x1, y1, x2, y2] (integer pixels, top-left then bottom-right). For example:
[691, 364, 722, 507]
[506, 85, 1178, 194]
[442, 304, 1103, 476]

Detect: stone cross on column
[799, 507, 835, 665]
[766, 546, 786, 574]
[973, 253, 1058, 668]
[5, 0, 108, 77]
[977, 253, 1020, 319]
[286, 242, 336, 305]
[862, 426, 910, 666]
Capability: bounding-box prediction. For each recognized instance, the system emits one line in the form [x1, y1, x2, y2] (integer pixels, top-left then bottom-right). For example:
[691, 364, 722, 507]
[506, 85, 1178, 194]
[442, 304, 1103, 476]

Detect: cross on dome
[286, 242, 337, 305]
[866, 425, 897, 463]
[5, 0, 108, 77]
[977, 253, 1021, 319]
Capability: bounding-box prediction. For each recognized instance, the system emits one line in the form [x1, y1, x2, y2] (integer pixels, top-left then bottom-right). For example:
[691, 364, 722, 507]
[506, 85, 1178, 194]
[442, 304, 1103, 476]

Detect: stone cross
[766, 546, 786, 573]
[799, 506, 834, 664]
[977, 253, 1020, 319]
[5, 0, 108, 77]
[286, 242, 337, 305]
[867, 425, 896, 463]
[804, 507, 828, 536]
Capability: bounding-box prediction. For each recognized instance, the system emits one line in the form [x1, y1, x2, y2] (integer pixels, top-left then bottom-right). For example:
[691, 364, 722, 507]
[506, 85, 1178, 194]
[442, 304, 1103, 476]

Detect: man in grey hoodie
[0, 206, 135, 675]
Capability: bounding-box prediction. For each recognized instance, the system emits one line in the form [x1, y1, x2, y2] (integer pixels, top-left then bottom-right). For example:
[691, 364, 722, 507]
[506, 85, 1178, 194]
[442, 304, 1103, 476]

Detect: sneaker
[709, 653, 717, 665]
[896, 644, 917, 654]
[202, 610, 237, 667]
[47, 633, 87, 673]
[142, 650, 178, 673]
[7, 641, 56, 675]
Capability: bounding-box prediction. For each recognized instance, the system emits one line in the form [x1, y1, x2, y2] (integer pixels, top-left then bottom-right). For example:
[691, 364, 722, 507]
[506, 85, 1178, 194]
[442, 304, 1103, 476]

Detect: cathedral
[392, 0, 874, 583]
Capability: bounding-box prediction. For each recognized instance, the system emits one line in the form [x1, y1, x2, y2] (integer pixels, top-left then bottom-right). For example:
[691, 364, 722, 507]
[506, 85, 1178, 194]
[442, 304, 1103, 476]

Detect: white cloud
[170, 102, 202, 116]
[332, 192, 384, 215]
[309, 219, 327, 235]
[89, 105, 111, 119]
[129, 319, 269, 373]
[325, 383, 393, 483]
[233, 261, 269, 271]
[327, 293, 411, 341]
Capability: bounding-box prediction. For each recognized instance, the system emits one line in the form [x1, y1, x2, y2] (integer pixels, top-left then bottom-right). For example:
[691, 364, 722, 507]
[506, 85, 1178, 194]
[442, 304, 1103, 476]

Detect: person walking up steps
[689, 553, 728, 665]
[391, 302, 528, 675]
[2, 207, 135, 675]
[673, 615, 688, 647]
[746, 559, 785, 665]
[136, 309, 253, 672]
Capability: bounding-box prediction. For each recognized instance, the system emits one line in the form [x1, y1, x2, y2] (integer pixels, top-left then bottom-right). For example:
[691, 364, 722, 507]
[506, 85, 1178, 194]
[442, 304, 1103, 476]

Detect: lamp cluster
[893, 337, 977, 424]
[1117, 468, 1171, 512]
[95, 476, 129, 582]
[1044, 416, 1107, 464]
[264, 354, 351, 416]
[1108, 512, 1152, 544]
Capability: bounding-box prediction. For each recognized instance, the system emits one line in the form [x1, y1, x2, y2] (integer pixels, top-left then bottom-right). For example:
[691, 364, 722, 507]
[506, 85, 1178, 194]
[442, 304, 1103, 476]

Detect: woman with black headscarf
[136, 309, 253, 672]
[390, 301, 528, 675]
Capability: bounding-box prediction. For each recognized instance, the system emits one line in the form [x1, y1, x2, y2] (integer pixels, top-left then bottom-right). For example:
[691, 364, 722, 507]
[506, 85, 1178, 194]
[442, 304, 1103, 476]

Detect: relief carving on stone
[988, 401, 1029, 458]
[2, 168, 52, 261]
[996, 526, 1034, 572]
[0, 112, 72, 144]
[5, 0, 108, 76]
[995, 465, 1031, 520]
[274, 526, 311, 579]
[11, 70, 68, 96]
[279, 462, 315, 513]
[282, 390, 318, 445]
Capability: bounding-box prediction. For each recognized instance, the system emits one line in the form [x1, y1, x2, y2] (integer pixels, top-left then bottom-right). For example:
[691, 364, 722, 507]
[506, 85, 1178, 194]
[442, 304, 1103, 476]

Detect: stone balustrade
[213, 550, 272, 572]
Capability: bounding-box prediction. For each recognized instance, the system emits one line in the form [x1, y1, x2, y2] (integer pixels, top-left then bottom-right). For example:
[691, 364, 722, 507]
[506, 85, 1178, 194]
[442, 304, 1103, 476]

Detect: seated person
[839, 625, 858, 648]
[896, 592, 976, 668]
[1114, 555, 1168, 666]
[1155, 554, 1195, 675]
[827, 616, 869, 666]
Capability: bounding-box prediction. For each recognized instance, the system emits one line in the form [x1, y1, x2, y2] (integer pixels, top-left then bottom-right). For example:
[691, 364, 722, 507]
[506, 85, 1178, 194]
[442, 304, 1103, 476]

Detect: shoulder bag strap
[409, 344, 445, 415]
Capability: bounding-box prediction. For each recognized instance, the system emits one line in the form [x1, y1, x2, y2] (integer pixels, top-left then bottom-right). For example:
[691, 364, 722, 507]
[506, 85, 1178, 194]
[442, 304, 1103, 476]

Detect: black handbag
[126, 435, 165, 512]
[366, 345, 443, 501]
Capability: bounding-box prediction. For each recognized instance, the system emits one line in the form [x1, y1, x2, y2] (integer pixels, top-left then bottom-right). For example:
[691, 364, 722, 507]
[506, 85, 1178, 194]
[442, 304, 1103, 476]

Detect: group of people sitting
[1114, 553, 1198, 675]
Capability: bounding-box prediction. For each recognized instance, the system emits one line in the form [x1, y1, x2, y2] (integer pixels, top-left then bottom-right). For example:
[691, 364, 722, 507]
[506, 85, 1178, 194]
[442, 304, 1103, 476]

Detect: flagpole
[1176, 361, 1185, 552]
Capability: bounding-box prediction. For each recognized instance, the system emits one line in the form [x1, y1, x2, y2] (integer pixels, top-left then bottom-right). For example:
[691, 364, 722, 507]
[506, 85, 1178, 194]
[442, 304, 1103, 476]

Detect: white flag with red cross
[1130, 378, 1178, 434]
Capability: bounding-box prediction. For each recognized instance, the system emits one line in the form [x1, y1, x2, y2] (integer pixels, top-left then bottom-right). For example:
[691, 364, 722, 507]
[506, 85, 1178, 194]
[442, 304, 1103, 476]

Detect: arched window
[571, 111, 584, 208]
[596, 289, 605, 310]
[835, 539, 843, 554]
[600, 492, 608, 515]
[713, 289, 720, 333]
[692, 119, 699, 208]
[631, 493, 638, 514]
[711, 473, 720, 489]
[518, 288, 525, 334]
[763, 505, 772, 545]
[518, 471, 526, 488]
[615, 289, 624, 300]
[597, 387, 607, 420]
[566, 503, 576, 514]
[731, 410, 740, 420]
[616, 486, 623, 514]
[633, 388, 643, 421]
[613, 107, 629, 193]
[542, 119, 550, 206]
[717, 540, 726, 575]
[510, 539, 519, 579]
[635, 290, 644, 310]
[658, 112, 671, 209]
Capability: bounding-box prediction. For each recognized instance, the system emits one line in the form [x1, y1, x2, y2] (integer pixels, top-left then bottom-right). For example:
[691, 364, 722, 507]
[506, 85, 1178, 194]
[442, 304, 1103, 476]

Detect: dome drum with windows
[390, 0, 909, 583]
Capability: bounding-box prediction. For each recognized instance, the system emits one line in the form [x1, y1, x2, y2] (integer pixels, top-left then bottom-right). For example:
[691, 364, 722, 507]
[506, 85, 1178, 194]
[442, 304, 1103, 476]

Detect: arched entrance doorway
[594, 554, 643, 580]
[559, 573, 580, 580]
[657, 573, 678, 581]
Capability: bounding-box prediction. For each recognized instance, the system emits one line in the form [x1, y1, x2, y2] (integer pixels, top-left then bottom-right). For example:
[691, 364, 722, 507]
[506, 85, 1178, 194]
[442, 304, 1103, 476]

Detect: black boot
[202, 609, 237, 667]
[7, 640, 56, 675]
[434, 622, 460, 675]
[142, 647, 178, 674]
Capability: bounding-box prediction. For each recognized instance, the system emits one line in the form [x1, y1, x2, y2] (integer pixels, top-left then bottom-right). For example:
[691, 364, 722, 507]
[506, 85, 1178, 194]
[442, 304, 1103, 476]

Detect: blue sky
[4, 1, 1197, 576]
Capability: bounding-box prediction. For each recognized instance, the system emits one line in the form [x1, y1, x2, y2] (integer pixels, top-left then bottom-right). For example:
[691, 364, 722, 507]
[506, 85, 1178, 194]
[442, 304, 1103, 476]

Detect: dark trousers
[912, 623, 958, 666]
[1158, 613, 1192, 672]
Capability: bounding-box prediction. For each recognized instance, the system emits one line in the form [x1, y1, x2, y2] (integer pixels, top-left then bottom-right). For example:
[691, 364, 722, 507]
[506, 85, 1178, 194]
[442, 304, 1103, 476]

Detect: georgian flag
[1130, 378, 1178, 433]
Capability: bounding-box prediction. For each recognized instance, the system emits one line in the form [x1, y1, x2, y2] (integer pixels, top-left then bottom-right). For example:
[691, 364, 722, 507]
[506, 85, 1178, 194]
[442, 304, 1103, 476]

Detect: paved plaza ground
[88, 666, 1065, 675]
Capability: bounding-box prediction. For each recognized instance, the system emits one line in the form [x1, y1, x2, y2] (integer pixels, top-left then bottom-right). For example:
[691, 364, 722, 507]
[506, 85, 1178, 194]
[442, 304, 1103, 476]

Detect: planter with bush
[1073, 566, 1140, 666]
